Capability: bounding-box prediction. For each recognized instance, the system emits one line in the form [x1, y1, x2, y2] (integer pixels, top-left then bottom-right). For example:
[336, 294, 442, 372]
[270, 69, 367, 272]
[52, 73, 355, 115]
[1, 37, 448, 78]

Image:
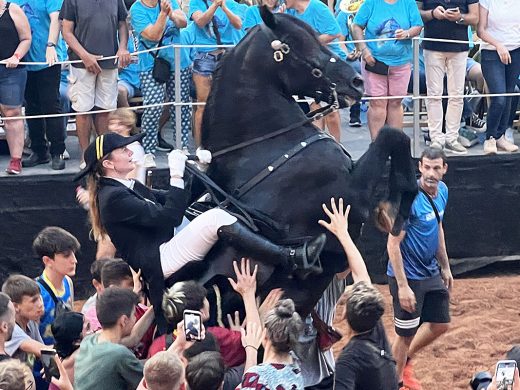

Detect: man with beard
[0, 292, 16, 361]
[386, 147, 453, 390]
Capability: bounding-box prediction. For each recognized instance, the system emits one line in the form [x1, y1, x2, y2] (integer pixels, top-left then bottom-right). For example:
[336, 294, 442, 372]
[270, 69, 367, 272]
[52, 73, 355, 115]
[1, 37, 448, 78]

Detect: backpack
[37, 277, 72, 319]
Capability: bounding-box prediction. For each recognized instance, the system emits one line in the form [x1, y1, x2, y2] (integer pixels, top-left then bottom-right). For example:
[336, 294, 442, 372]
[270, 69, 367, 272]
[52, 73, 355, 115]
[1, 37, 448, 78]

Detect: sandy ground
[332, 272, 520, 390]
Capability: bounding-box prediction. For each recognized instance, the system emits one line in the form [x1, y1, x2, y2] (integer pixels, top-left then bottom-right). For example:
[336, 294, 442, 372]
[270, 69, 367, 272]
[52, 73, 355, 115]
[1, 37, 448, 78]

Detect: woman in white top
[477, 0, 520, 154]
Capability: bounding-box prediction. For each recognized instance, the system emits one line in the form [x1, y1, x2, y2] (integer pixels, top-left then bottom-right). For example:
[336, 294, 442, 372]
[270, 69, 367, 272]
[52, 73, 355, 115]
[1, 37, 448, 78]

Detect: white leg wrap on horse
[160, 208, 237, 278]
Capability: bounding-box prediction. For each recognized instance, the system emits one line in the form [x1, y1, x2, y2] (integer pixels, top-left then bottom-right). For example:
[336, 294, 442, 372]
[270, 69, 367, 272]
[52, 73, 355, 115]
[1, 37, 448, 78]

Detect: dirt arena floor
[332, 262, 520, 390]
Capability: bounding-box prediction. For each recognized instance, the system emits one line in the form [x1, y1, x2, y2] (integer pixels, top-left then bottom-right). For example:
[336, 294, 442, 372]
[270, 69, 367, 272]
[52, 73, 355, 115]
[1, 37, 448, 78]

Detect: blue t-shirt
[353, 0, 423, 66]
[119, 31, 141, 89]
[231, 2, 249, 42]
[287, 0, 346, 60]
[188, 0, 242, 51]
[12, 0, 66, 71]
[180, 22, 199, 65]
[243, 5, 262, 30]
[37, 273, 74, 345]
[387, 181, 448, 280]
[130, 0, 190, 71]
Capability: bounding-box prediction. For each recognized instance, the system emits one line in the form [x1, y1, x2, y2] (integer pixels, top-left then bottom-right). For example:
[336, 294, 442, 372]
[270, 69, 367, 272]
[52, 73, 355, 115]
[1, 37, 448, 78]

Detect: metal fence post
[412, 37, 420, 158]
[174, 45, 182, 150]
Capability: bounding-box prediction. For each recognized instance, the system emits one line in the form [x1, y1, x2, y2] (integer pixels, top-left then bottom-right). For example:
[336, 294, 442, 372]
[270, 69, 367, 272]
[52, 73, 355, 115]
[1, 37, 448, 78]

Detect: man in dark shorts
[386, 147, 454, 390]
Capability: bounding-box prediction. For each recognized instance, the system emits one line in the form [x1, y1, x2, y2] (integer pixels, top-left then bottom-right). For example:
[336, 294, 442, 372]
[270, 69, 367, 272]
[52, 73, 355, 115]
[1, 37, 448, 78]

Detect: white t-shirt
[479, 0, 520, 51]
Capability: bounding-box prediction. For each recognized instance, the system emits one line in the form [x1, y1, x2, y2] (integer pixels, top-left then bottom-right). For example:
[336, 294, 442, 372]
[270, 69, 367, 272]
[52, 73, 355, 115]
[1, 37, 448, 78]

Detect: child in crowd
[185, 351, 225, 390]
[2, 275, 48, 367]
[80, 258, 111, 315]
[84, 258, 155, 359]
[33, 226, 80, 346]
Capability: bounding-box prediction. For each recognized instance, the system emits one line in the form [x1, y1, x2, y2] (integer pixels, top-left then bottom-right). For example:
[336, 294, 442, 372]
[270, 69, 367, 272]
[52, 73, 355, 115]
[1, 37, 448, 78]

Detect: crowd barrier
[1, 36, 520, 158]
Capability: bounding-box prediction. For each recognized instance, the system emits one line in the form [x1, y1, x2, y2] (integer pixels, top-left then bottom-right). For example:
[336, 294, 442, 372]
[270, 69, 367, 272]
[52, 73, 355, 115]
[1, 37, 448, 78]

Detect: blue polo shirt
[387, 181, 448, 280]
[287, 0, 346, 60]
[353, 0, 423, 66]
[130, 0, 190, 71]
[188, 0, 243, 51]
[12, 0, 66, 71]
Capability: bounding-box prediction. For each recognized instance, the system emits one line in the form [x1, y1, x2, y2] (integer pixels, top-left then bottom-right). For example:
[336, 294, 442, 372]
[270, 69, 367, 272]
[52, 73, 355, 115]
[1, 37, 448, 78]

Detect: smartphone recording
[183, 310, 202, 341]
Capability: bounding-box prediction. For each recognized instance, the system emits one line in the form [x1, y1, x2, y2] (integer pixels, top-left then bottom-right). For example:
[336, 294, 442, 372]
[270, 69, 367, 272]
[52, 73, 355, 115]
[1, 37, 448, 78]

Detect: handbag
[143, 29, 170, 84]
[364, 59, 389, 75]
[311, 310, 343, 351]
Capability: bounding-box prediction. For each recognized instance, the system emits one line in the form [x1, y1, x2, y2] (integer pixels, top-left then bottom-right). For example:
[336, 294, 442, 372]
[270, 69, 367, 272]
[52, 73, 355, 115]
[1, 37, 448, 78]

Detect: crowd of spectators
[1, 0, 519, 175]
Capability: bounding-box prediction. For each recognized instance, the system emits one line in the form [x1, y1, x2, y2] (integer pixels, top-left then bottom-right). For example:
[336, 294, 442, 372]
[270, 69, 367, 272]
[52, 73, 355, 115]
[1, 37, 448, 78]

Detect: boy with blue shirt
[32, 226, 80, 346]
[14, 0, 68, 171]
[386, 147, 453, 390]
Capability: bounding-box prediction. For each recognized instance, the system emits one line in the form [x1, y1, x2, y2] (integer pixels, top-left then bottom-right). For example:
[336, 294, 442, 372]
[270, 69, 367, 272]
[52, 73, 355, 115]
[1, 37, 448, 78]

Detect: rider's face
[103, 147, 135, 178]
[419, 157, 447, 194]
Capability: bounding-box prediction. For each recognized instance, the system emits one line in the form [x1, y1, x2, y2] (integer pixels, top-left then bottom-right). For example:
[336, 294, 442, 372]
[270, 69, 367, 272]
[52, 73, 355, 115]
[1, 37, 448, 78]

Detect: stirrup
[292, 234, 326, 280]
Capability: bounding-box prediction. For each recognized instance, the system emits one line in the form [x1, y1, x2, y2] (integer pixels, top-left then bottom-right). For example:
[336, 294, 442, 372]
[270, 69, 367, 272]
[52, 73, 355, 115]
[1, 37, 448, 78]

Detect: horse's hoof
[374, 201, 396, 234]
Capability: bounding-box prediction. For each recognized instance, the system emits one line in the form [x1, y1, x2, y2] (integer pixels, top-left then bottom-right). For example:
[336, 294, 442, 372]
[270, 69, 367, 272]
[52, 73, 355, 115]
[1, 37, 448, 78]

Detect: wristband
[431, 9, 435, 19]
[245, 345, 258, 351]
[13, 53, 21, 60]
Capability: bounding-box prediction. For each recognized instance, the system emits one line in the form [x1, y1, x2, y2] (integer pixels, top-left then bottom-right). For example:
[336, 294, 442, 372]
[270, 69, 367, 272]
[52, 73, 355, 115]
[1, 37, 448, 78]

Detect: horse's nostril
[352, 76, 364, 89]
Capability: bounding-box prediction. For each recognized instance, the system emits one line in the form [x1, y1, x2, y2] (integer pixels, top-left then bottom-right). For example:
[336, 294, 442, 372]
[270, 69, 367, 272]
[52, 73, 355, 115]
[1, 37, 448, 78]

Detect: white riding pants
[159, 208, 237, 278]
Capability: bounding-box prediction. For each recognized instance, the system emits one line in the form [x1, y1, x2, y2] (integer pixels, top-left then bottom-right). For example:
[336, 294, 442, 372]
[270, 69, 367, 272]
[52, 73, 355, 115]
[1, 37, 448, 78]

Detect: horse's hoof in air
[374, 201, 397, 234]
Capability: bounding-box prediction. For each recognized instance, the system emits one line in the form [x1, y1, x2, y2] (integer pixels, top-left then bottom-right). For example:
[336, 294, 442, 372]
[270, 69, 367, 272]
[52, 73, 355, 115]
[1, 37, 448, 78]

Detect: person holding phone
[416, 0, 479, 155]
[477, 0, 520, 154]
[351, 0, 423, 141]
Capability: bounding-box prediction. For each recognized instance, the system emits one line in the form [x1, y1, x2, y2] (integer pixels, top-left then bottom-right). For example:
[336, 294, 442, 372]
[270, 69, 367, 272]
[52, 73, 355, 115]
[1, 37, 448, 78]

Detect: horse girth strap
[211, 105, 334, 159]
[233, 132, 334, 199]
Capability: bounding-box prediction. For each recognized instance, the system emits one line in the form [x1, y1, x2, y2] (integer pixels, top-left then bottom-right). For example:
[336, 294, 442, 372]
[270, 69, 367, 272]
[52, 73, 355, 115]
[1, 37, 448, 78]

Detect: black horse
[173, 8, 418, 320]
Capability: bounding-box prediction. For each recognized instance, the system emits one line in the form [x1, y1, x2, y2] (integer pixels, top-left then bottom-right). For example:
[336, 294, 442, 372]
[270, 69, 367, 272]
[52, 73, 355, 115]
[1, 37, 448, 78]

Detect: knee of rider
[207, 208, 237, 228]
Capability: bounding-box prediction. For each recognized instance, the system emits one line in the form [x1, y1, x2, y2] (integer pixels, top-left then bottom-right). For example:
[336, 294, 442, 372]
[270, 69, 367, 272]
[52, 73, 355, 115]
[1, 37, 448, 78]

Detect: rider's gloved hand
[168, 149, 187, 188]
[196, 148, 212, 164]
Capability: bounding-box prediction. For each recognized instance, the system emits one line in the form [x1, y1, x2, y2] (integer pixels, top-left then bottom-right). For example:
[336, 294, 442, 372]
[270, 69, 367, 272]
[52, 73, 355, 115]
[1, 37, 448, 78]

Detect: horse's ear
[260, 5, 277, 29]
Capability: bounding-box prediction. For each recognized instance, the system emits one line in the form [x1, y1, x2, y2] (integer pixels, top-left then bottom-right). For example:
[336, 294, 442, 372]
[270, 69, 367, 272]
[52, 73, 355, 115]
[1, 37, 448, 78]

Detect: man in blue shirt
[387, 147, 453, 390]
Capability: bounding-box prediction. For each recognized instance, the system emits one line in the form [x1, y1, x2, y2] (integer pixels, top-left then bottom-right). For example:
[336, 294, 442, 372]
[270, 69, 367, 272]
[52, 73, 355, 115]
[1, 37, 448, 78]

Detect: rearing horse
[186, 8, 417, 318]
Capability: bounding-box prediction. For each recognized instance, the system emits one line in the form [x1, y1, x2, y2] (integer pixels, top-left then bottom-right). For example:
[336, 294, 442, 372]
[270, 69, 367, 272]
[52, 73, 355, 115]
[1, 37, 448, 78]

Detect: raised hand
[318, 197, 351, 240]
[228, 258, 258, 298]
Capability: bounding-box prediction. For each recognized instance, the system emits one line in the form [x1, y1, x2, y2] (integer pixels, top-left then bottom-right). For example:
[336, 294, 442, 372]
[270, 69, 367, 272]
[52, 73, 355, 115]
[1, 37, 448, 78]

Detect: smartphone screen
[41, 349, 60, 382]
[496, 360, 516, 390]
[183, 310, 202, 341]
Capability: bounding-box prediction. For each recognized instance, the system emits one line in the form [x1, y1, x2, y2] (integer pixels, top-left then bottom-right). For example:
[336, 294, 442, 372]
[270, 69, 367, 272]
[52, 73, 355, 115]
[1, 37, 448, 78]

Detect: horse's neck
[202, 67, 307, 150]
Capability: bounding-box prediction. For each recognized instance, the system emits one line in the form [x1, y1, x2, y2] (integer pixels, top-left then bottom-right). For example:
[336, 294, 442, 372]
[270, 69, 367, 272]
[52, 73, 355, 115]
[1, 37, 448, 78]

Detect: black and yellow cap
[73, 132, 145, 181]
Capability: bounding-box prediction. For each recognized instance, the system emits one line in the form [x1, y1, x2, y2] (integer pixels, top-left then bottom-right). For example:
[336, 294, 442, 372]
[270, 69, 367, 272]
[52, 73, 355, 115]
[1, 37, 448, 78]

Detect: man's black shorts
[388, 274, 450, 337]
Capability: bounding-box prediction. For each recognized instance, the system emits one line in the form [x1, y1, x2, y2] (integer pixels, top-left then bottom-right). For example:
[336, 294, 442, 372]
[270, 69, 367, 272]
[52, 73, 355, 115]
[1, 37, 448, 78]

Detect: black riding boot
[217, 222, 326, 279]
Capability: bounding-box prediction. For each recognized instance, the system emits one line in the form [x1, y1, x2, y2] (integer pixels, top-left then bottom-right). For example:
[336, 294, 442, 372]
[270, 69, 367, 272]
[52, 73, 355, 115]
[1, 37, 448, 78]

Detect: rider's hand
[196, 148, 212, 164]
[168, 149, 187, 178]
[318, 197, 351, 241]
[398, 285, 416, 313]
[228, 258, 258, 299]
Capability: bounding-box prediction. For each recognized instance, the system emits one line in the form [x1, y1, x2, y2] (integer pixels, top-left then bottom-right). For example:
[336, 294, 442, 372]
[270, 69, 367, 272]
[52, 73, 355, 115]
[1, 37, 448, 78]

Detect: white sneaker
[445, 140, 467, 155]
[143, 153, 156, 168]
[505, 128, 515, 144]
[483, 137, 497, 155]
[430, 141, 444, 150]
[496, 135, 518, 153]
[63, 149, 70, 160]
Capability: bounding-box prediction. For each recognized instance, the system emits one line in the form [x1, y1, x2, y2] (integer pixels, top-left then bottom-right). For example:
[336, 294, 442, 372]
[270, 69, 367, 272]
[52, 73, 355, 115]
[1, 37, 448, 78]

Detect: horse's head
[257, 6, 364, 108]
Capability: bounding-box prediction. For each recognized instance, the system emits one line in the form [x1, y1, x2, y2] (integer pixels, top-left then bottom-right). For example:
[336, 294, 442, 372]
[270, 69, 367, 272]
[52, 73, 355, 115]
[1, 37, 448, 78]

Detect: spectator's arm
[120, 306, 155, 348]
[460, 2, 478, 26]
[61, 19, 102, 74]
[191, 3, 219, 28]
[240, 322, 264, 373]
[9, 3, 32, 58]
[416, 1, 435, 22]
[228, 259, 262, 329]
[169, 9, 187, 28]
[387, 230, 407, 288]
[19, 339, 52, 358]
[140, 11, 169, 41]
[477, 3, 509, 63]
[318, 33, 340, 45]
[221, 0, 242, 30]
[45, 12, 60, 65]
[318, 198, 370, 283]
[116, 20, 131, 68]
[436, 223, 453, 291]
